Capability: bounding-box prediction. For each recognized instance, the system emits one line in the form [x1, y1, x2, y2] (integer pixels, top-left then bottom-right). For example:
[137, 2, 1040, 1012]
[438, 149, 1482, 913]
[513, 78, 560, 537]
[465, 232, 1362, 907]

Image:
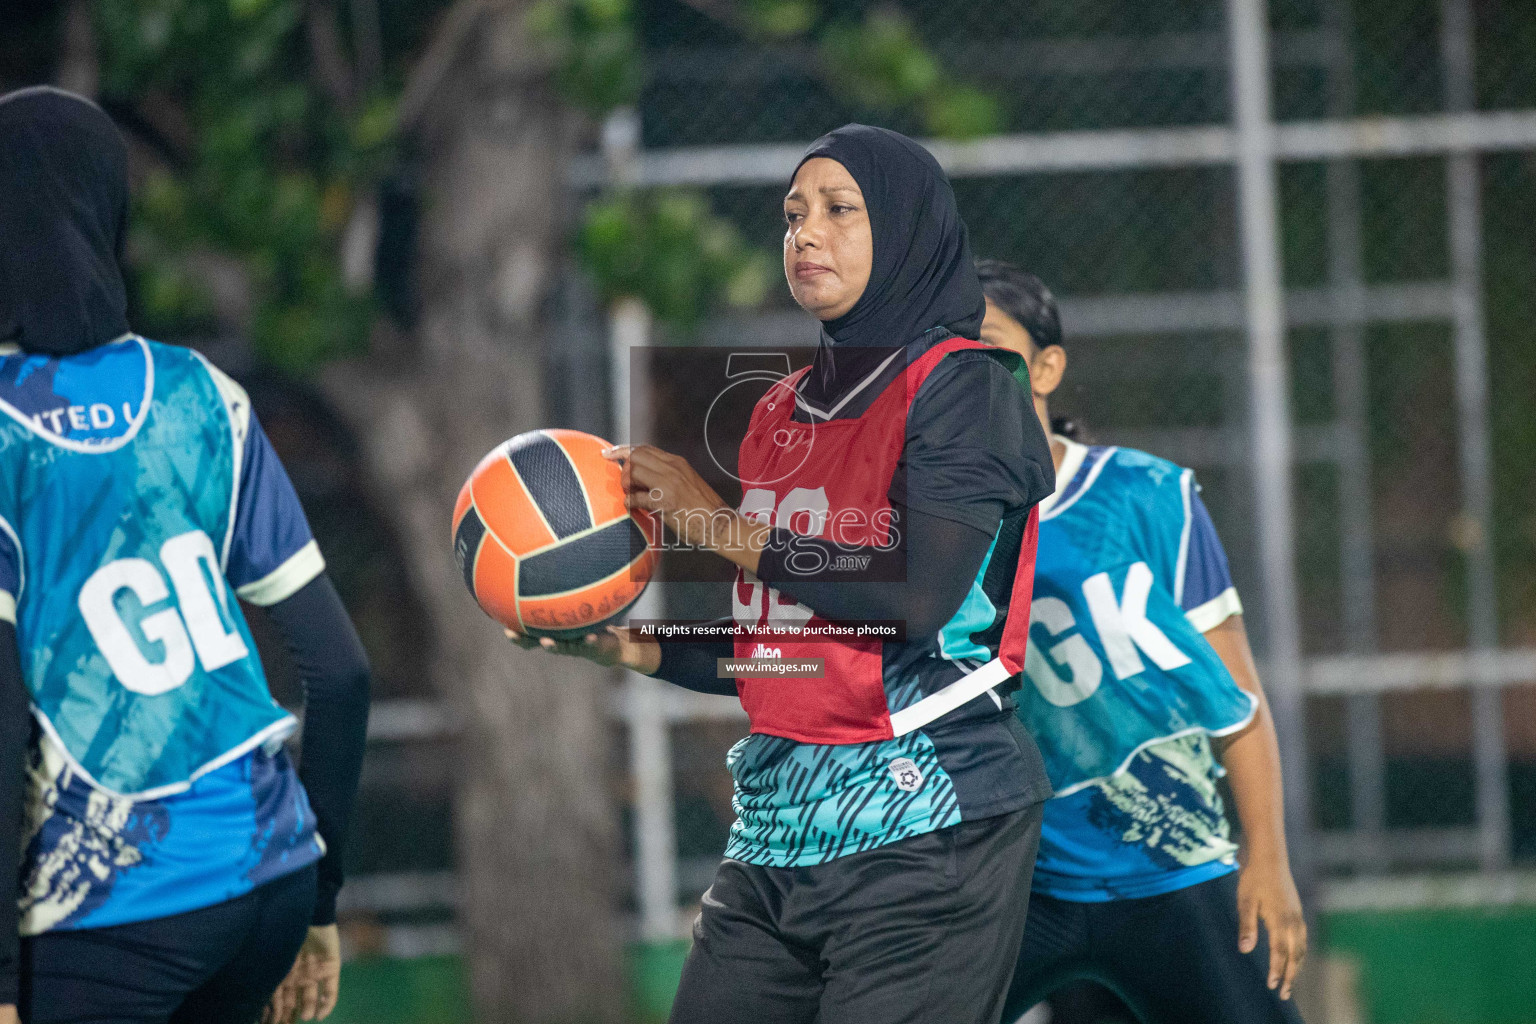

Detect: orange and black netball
[452, 429, 658, 639]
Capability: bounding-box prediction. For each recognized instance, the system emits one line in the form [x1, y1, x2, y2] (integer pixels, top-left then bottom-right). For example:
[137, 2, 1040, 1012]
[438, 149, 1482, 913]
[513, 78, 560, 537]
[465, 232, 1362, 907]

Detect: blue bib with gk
[0, 337, 294, 798]
[1018, 444, 1256, 794]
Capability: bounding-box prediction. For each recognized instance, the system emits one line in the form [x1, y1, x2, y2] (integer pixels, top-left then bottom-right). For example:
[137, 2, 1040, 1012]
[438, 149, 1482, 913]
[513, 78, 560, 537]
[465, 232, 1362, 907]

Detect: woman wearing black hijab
[511, 125, 1056, 1023]
[0, 86, 371, 1024]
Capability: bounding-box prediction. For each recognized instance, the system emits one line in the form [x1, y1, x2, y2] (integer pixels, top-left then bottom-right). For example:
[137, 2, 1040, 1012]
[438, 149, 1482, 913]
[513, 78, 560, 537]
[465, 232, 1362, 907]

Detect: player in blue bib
[975, 262, 1307, 1024]
[0, 88, 371, 1024]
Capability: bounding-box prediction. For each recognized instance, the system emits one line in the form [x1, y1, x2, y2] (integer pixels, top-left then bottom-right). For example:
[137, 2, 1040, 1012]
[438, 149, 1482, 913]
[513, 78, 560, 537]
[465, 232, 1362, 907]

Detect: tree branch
[673, 0, 748, 33]
[398, 0, 493, 131]
[55, 0, 98, 97]
[306, 0, 357, 112]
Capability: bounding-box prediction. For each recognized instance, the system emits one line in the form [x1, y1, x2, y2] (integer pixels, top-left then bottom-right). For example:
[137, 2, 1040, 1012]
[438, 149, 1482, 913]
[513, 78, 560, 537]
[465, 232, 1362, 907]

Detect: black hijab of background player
[792, 124, 985, 414]
[0, 86, 132, 358]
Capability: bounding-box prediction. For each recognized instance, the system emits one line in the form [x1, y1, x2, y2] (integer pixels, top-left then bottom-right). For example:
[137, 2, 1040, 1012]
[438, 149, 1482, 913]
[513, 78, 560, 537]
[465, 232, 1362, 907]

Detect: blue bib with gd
[0, 338, 293, 798]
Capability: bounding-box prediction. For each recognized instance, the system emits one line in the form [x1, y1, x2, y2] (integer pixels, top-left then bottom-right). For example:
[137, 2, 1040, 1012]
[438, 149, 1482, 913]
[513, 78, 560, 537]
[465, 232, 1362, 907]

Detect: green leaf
[525, 0, 570, 47]
[229, 0, 273, 23]
[924, 85, 1004, 140]
[561, 24, 644, 112]
[724, 252, 776, 310]
[580, 0, 628, 28]
[820, 10, 939, 109]
[576, 189, 774, 330]
[744, 0, 817, 39]
[352, 98, 398, 151]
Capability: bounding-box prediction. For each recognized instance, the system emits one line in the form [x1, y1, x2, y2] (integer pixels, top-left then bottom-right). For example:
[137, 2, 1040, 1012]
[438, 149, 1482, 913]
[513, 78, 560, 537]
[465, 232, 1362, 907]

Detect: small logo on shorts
[888, 757, 924, 792]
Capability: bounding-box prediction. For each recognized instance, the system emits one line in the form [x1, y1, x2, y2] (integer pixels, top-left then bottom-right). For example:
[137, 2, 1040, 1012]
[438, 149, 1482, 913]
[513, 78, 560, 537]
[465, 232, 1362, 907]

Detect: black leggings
[1002, 872, 1305, 1024]
[19, 863, 316, 1024]
[671, 806, 1042, 1024]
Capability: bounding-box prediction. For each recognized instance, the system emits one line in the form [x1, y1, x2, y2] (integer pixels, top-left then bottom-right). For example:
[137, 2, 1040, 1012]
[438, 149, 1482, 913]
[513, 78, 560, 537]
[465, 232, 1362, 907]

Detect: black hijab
[792, 124, 984, 418]
[0, 86, 131, 357]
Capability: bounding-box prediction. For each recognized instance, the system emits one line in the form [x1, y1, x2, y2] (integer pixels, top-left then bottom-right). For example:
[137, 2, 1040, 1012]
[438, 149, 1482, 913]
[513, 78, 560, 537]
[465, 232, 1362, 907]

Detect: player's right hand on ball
[505, 625, 661, 675]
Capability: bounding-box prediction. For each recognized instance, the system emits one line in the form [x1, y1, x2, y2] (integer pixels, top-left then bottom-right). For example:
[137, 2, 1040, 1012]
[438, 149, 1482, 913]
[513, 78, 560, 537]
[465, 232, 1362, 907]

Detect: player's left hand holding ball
[503, 442, 764, 671]
[506, 622, 661, 675]
[1236, 854, 1307, 1000]
[263, 924, 341, 1023]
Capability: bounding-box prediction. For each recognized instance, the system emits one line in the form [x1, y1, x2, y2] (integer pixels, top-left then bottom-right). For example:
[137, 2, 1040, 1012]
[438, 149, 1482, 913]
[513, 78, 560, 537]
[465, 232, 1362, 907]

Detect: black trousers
[19, 863, 317, 1024]
[670, 804, 1043, 1024]
[1001, 871, 1305, 1024]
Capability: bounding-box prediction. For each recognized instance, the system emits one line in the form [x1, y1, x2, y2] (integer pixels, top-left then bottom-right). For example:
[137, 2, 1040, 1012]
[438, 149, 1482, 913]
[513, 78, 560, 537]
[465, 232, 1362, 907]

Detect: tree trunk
[56, 0, 99, 97]
[321, 4, 627, 1021]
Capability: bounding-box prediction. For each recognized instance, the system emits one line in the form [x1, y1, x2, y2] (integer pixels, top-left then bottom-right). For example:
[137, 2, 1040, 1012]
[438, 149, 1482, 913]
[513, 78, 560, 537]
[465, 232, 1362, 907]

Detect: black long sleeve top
[264, 573, 372, 926]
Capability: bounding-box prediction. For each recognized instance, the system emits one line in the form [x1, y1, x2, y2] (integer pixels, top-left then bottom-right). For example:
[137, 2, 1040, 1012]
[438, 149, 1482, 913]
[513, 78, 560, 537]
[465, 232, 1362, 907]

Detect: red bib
[732, 337, 1038, 745]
